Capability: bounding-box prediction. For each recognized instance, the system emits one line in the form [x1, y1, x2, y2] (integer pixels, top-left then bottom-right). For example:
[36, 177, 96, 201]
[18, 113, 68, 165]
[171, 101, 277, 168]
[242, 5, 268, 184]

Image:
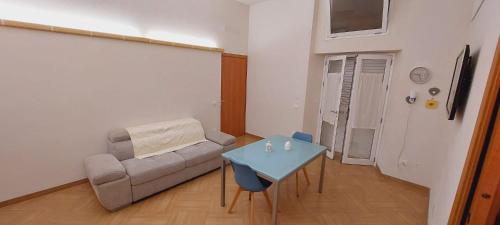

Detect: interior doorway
[221, 53, 247, 137]
[316, 53, 393, 165]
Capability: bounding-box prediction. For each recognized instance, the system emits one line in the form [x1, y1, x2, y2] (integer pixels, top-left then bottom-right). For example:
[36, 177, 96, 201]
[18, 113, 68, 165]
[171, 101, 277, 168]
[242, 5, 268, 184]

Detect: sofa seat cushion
[121, 153, 185, 185]
[175, 141, 223, 167]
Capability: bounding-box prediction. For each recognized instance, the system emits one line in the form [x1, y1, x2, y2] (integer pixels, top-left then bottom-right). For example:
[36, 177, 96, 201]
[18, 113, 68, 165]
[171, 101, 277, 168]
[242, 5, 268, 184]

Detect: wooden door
[467, 104, 500, 225]
[221, 53, 247, 137]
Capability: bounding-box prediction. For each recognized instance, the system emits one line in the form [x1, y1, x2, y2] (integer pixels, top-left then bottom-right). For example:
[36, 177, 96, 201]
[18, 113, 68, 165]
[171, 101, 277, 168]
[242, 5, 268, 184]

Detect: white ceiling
[235, 0, 268, 5]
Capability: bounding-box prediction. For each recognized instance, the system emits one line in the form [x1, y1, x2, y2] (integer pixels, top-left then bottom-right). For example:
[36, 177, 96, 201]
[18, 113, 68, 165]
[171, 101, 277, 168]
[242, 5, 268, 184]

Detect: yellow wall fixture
[0, 3, 223, 52]
[425, 99, 439, 109]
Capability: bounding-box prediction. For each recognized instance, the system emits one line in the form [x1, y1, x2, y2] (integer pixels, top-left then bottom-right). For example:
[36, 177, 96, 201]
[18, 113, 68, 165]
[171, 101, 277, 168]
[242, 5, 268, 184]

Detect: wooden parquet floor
[0, 135, 429, 225]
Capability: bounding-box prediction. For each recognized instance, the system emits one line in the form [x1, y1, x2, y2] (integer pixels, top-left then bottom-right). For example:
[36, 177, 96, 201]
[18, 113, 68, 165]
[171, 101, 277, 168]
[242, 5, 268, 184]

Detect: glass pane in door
[328, 60, 343, 73]
[320, 121, 335, 149]
[347, 128, 375, 159]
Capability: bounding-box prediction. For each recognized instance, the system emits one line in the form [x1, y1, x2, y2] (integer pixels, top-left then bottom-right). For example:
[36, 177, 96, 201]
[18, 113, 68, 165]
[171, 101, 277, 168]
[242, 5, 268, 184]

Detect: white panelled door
[316, 55, 346, 159]
[341, 54, 392, 165]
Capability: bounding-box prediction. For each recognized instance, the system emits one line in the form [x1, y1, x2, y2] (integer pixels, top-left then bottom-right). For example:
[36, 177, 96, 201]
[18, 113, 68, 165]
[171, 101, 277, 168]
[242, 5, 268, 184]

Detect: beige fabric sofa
[84, 128, 236, 211]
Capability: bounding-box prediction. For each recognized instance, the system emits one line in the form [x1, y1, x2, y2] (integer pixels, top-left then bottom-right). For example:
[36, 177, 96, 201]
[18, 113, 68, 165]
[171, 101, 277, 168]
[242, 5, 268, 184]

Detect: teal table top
[222, 135, 327, 181]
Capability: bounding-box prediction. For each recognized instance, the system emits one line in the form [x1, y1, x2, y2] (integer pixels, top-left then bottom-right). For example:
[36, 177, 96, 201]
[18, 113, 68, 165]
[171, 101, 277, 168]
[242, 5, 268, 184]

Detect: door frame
[314, 57, 330, 145]
[341, 54, 393, 165]
[448, 38, 500, 225]
[315, 55, 347, 159]
[468, 102, 499, 225]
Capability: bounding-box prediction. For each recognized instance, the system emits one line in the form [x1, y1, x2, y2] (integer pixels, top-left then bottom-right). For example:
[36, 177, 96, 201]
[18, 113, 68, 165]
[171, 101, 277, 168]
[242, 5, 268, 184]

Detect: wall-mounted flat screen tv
[446, 45, 472, 120]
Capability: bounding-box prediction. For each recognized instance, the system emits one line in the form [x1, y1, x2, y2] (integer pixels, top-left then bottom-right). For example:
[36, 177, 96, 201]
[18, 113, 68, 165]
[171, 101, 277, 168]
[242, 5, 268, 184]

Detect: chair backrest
[230, 160, 267, 192]
[292, 131, 313, 143]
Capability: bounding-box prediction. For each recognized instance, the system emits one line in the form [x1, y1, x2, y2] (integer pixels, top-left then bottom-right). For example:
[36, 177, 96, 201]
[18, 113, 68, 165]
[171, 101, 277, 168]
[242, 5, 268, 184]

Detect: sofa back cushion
[107, 128, 133, 161]
[107, 140, 134, 161]
[108, 128, 131, 142]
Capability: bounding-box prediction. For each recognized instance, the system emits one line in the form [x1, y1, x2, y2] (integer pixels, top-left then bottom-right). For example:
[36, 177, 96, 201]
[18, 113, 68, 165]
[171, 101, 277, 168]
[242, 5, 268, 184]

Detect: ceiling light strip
[0, 19, 224, 53]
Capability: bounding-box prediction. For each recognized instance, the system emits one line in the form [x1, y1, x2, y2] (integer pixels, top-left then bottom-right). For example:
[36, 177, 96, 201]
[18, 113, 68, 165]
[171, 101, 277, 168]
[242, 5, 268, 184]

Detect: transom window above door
[329, 0, 389, 38]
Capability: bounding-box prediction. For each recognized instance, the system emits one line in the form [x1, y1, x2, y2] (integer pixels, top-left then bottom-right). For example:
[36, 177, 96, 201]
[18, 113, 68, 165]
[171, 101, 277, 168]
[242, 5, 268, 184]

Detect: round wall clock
[409, 67, 431, 84]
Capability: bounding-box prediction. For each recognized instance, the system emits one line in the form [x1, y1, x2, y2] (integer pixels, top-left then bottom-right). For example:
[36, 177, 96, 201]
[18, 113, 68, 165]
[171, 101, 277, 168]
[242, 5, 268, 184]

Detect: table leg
[221, 160, 226, 207]
[271, 181, 280, 225]
[319, 152, 326, 193]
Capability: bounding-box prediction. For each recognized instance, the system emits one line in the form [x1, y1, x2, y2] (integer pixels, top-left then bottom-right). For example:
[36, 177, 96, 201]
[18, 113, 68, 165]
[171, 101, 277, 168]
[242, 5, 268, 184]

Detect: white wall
[304, 0, 470, 187]
[428, 0, 500, 224]
[0, 0, 249, 202]
[246, 0, 316, 137]
[0, 0, 249, 54]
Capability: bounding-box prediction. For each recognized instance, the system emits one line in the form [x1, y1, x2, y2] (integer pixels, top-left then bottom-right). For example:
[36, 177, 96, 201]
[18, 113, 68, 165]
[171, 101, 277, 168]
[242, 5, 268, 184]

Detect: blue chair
[227, 160, 273, 225]
[292, 131, 312, 197]
[292, 131, 313, 143]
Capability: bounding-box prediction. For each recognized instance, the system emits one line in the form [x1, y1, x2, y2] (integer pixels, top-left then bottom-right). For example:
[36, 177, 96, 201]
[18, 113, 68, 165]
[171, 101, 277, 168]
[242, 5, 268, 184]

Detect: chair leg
[249, 192, 255, 225]
[262, 190, 273, 211]
[295, 172, 299, 197]
[227, 187, 243, 213]
[303, 167, 311, 185]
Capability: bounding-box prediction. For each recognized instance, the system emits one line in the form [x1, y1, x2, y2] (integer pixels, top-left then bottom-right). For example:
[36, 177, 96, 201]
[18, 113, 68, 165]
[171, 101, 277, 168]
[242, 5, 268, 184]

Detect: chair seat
[231, 160, 272, 192]
[256, 177, 272, 191]
[122, 152, 185, 185]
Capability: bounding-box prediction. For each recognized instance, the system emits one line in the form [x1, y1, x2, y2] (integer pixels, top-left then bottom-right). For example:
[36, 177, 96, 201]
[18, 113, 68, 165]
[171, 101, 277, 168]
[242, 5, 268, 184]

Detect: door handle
[330, 110, 338, 114]
[481, 193, 491, 199]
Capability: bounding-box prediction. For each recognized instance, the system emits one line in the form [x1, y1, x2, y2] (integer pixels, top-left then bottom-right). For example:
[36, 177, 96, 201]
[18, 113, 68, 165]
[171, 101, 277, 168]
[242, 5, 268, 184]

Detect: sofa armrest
[84, 154, 127, 186]
[205, 130, 236, 146]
